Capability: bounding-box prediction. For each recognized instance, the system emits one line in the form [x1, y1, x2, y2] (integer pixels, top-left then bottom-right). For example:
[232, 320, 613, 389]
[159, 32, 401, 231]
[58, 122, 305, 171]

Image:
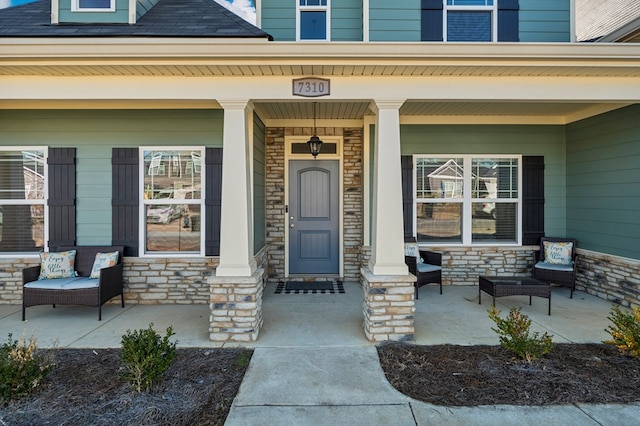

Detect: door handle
[290, 223, 295, 228]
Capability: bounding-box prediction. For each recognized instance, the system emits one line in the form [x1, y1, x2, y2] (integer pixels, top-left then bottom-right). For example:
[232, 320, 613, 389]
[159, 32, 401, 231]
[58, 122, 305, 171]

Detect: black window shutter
[48, 148, 76, 249]
[205, 148, 223, 256]
[498, 0, 519, 42]
[112, 148, 139, 257]
[421, 0, 444, 41]
[522, 155, 544, 245]
[401, 155, 414, 240]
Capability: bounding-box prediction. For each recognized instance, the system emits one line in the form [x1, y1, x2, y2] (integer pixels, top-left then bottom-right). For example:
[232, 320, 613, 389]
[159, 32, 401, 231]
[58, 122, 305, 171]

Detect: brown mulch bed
[377, 343, 640, 406]
[0, 348, 251, 426]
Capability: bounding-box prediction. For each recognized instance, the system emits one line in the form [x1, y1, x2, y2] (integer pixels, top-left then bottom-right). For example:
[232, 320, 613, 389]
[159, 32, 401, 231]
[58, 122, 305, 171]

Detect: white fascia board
[1, 40, 640, 62]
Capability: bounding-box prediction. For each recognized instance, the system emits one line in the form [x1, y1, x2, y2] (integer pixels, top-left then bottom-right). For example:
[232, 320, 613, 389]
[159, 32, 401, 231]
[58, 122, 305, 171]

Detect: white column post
[368, 99, 408, 276]
[216, 99, 256, 277]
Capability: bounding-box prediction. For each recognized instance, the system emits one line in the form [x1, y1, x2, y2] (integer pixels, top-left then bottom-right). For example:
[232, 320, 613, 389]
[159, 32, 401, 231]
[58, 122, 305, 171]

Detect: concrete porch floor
[0, 283, 613, 348]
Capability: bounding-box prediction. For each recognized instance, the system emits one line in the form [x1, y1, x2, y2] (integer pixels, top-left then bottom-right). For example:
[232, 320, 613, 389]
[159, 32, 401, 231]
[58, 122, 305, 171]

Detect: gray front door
[289, 160, 339, 275]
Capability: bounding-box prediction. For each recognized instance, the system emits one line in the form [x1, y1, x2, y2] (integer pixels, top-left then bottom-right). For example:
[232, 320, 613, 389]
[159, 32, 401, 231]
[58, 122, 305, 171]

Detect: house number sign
[292, 77, 330, 97]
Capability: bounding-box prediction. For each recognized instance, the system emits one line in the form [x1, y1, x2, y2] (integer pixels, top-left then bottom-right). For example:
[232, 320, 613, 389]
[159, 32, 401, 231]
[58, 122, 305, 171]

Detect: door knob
[290, 223, 295, 228]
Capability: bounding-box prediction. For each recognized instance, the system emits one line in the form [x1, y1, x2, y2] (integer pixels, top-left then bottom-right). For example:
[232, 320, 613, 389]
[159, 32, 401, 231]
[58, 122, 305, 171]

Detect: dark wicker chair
[22, 245, 125, 321]
[533, 237, 578, 298]
[404, 238, 442, 299]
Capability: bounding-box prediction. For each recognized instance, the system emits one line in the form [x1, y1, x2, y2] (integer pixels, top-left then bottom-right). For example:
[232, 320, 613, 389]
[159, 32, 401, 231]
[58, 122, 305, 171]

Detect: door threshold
[285, 275, 342, 282]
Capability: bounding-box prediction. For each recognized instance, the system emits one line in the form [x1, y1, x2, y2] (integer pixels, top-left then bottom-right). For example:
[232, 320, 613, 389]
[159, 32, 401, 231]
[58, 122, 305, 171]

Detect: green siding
[253, 113, 266, 254]
[261, 0, 296, 41]
[0, 109, 223, 246]
[566, 105, 640, 260]
[59, 0, 130, 24]
[519, 0, 571, 42]
[332, 0, 363, 41]
[369, 0, 420, 41]
[399, 124, 567, 238]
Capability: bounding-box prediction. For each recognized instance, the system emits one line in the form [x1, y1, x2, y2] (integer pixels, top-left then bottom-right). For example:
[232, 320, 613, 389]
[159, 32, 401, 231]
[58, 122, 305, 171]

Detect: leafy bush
[0, 333, 54, 403]
[488, 306, 554, 363]
[604, 305, 640, 358]
[120, 323, 177, 393]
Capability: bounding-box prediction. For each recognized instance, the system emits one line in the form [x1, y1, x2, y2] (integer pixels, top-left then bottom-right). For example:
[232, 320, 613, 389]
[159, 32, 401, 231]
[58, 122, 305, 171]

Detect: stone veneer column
[362, 99, 415, 342]
[210, 99, 262, 343]
[361, 268, 416, 342]
[209, 268, 265, 342]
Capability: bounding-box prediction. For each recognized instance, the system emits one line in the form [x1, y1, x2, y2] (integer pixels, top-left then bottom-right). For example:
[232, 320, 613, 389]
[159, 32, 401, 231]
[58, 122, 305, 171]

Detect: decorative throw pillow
[404, 243, 419, 258]
[38, 250, 77, 280]
[543, 241, 573, 265]
[90, 251, 120, 279]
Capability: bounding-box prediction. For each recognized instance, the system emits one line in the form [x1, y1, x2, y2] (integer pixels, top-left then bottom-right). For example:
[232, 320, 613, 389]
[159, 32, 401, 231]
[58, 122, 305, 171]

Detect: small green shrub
[488, 306, 554, 363]
[0, 333, 55, 403]
[120, 323, 177, 393]
[235, 351, 251, 368]
[604, 305, 640, 358]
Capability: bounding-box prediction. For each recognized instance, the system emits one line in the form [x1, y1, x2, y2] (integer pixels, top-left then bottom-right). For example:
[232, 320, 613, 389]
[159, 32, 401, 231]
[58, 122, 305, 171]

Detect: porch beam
[215, 99, 257, 277]
[368, 99, 408, 276]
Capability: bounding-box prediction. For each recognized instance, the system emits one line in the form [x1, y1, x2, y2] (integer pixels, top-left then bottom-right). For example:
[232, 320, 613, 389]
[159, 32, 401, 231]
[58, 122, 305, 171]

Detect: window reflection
[0, 150, 45, 252]
[417, 202, 462, 243]
[143, 149, 202, 254]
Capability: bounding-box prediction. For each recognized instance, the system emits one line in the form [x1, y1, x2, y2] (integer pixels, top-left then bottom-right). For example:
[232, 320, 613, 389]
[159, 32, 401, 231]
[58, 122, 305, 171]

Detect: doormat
[275, 280, 345, 294]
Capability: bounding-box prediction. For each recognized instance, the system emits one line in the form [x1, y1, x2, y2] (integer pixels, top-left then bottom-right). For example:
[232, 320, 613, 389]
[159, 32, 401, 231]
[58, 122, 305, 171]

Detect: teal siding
[399, 124, 567, 237]
[136, 0, 159, 20]
[566, 105, 640, 260]
[0, 109, 223, 245]
[519, 0, 571, 42]
[253, 113, 266, 254]
[369, 0, 420, 42]
[332, 0, 363, 41]
[261, 0, 296, 41]
[59, 0, 129, 24]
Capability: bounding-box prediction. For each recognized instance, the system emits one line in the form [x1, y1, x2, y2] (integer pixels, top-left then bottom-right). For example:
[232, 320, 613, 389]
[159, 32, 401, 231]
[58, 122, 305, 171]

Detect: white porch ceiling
[252, 100, 622, 120]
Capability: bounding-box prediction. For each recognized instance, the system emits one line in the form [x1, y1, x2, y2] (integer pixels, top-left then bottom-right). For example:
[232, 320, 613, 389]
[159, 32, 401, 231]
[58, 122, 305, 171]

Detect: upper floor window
[414, 155, 520, 245]
[73, 0, 115, 11]
[445, 0, 496, 41]
[141, 148, 204, 256]
[0, 149, 46, 253]
[298, 0, 330, 41]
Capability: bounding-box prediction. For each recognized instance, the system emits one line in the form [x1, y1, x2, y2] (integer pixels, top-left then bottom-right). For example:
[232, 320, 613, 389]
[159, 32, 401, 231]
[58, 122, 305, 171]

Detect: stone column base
[361, 267, 416, 342]
[209, 268, 265, 343]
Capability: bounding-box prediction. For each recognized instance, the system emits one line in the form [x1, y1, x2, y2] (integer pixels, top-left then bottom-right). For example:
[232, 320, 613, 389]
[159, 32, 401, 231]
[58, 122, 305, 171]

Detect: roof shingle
[0, 0, 272, 39]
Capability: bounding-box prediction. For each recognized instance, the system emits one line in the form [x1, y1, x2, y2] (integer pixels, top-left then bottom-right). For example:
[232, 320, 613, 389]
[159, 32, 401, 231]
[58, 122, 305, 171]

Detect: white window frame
[443, 0, 497, 42]
[72, 0, 116, 12]
[296, 0, 331, 41]
[413, 154, 522, 246]
[0, 147, 48, 256]
[139, 147, 205, 257]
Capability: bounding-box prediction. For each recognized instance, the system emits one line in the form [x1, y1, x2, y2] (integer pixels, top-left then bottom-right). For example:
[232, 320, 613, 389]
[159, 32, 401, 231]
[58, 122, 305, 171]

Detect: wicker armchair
[404, 238, 442, 299]
[533, 237, 578, 298]
[22, 245, 125, 321]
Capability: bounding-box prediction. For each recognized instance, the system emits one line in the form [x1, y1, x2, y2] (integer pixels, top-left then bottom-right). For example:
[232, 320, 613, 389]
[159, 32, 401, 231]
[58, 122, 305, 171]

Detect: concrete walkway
[2, 284, 639, 425]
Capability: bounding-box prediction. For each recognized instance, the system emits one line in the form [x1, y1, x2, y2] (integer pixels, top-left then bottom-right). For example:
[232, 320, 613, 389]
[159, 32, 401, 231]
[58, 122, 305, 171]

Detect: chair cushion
[38, 250, 77, 280]
[25, 277, 99, 290]
[543, 241, 573, 265]
[417, 263, 442, 273]
[535, 261, 574, 272]
[89, 251, 120, 279]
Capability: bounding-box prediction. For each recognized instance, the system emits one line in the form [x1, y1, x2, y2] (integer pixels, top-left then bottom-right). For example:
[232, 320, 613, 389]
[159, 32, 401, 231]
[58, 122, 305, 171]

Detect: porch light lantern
[307, 102, 323, 158]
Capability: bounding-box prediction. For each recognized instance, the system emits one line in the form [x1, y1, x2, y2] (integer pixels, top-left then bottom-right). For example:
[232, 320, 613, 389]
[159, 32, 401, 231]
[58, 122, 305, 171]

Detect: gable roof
[576, 0, 640, 42]
[0, 0, 272, 39]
